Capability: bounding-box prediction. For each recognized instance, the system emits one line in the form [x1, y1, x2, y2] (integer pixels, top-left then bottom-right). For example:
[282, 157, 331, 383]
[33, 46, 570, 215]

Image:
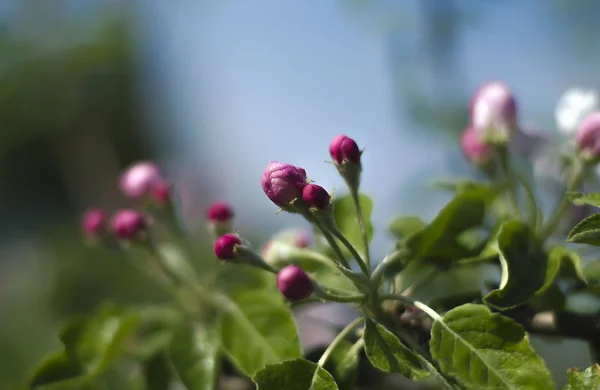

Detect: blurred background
[2, 0, 600, 388]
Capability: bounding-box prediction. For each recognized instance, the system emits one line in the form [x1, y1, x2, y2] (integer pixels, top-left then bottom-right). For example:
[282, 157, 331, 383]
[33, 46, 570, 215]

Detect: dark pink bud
[276, 265, 314, 301]
[82, 208, 107, 239]
[575, 112, 600, 159]
[460, 127, 495, 165]
[214, 233, 242, 260]
[207, 201, 234, 222]
[119, 161, 163, 199]
[261, 161, 308, 206]
[302, 184, 331, 210]
[150, 182, 172, 206]
[110, 209, 147, 239]
[469, 81, 517, 141]
[329, 134, 361, 164]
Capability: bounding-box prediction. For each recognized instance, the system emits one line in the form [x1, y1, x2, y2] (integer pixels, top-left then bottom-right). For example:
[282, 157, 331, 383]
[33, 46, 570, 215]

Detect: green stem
[379, 294, 441, 321]
[300, 209, 352, 270]
[371, 249, 409, 286]
[317, 317, 364, 368]
[350, 188, 371, 276]
[498, 146, 521, 218]
[326, 224, 370, 276]
[540, 158, 588, 240]
[315, 286, 366, 303]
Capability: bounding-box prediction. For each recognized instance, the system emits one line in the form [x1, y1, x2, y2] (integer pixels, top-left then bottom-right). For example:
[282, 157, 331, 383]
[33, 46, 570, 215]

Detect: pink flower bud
[460, 126, 495, 165]
[207, 201, 234, 223]
[150, 182, 172, 206]
[302, 184, 331, 210]
[276, 265, 314, 301]
[119, 161, 163, 199]
[261, 161, 308, 206]
[110, 209, 147, 240]
[295, 232, 311, 248]
[575, 112, 600, 159]
[82, 208, 107, 239]
[329, 134, 361, 164]
[469, 81, 517, 142]
[214, 233, 242, 260]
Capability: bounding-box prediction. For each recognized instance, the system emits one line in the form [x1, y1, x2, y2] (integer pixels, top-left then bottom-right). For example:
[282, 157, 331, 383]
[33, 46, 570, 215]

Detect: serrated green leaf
[388, 216, 426, 240]
[429, 304, 554, 389]
[568, 213, 600, 246]
[406, 191, 485, 262]
[253, 358, 338, 390]
[219, 290, 302, 375]
[363, 319, 429, 380]
[331, 194, 374, 258]
[569, 192, 600, 208]
[168, 323, 220, 390]
[484, 220, 548, 310]
[564, 364, 600, 389]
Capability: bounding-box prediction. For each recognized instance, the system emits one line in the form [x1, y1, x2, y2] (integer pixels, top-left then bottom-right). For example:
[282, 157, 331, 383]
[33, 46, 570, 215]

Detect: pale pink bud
[261, 161, 308, 206]
[460, 126, 495, 165]
[119, 161, 163, 199]
[575, 112, 600, 159]
[469, 81, 517, 142]
[276, 265, 314, 301]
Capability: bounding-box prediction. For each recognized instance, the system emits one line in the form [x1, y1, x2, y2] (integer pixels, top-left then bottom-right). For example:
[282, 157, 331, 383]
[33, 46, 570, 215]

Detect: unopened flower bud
[460, 126, 495, 165]
[469, 81, 517, 144]
[150, 182, 172, 206]
[261, 161, 308, 207]
[111, 209, 147, 240]
[82, 208, 107, 240]
[207, 201, 235, 236]
[575, 112, 600, 160]
[329, 134, 361, 165]
[213, 233, 242, 260]
[119, 161, 163, 199]
[302, 184, 331, 210]
[276, 265, 314, 301]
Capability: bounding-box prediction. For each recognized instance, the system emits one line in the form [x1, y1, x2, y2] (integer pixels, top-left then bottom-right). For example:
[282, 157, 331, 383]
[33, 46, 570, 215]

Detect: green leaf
[220, 290, 302, 375]
[328, 340, 361, 390]
[363, 319, 429, 380]
[484, 220, 548, 310]
[168, 322, 220, 390]
[144, 353, 172, 390]
[253, 358, 338, 390]
[547, 246, 587, 285]
[332, 194, 374, 257]
[564, 364, 600, 389]
[29, 350, 85, 389]
[388, 216, 426, 240]
[569, 192, 600, 208]
[429, 304, 554, 389]
[406, 191, 485, 262]
[568, 213, 600, 246]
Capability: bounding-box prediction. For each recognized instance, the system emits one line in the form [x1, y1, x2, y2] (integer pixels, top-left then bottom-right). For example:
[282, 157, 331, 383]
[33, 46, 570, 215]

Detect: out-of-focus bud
[575, 112, 600, 161]
[149, 182, 172, 206]
[119, 161, 163, 199]
[111, 209, 147, 240]
[329, 134, 361, 165]
[276, 265, 314, 301]
[555, 88, 600, 136]
[261, 161, 308, 207]
[206, 201, 235, 236]
[302, 184, 331, 210]
[469, 81, 517, 145]
[82, 208, 107, 240]
[213, 233, 242, 260]
[460, 126, 495, 166]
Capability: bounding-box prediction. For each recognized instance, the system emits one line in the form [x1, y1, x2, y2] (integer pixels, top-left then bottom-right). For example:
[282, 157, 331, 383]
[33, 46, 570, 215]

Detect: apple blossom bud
[276, 265, 314, 301]
[295, 232, 311, 248]
[111, 209, 147, 240]
[302, 184, 331, 210]
[150, 182, 172, 206]
[460, 126, 495, 165]
[261, 161, 308, 207]
[329, 134, 361, 164]
[469, 81, 517, 144]
[82, 208, 107, 240]
[575, 112, 600, 160]
[119, 161, 163, 199]
[214, 233, 242, 260]
[207, 201, 234, 223]
[555, 88, 600, 136]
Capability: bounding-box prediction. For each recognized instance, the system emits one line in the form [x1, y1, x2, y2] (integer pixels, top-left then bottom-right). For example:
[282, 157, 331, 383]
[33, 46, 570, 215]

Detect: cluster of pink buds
[80, 161, 175, 243]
